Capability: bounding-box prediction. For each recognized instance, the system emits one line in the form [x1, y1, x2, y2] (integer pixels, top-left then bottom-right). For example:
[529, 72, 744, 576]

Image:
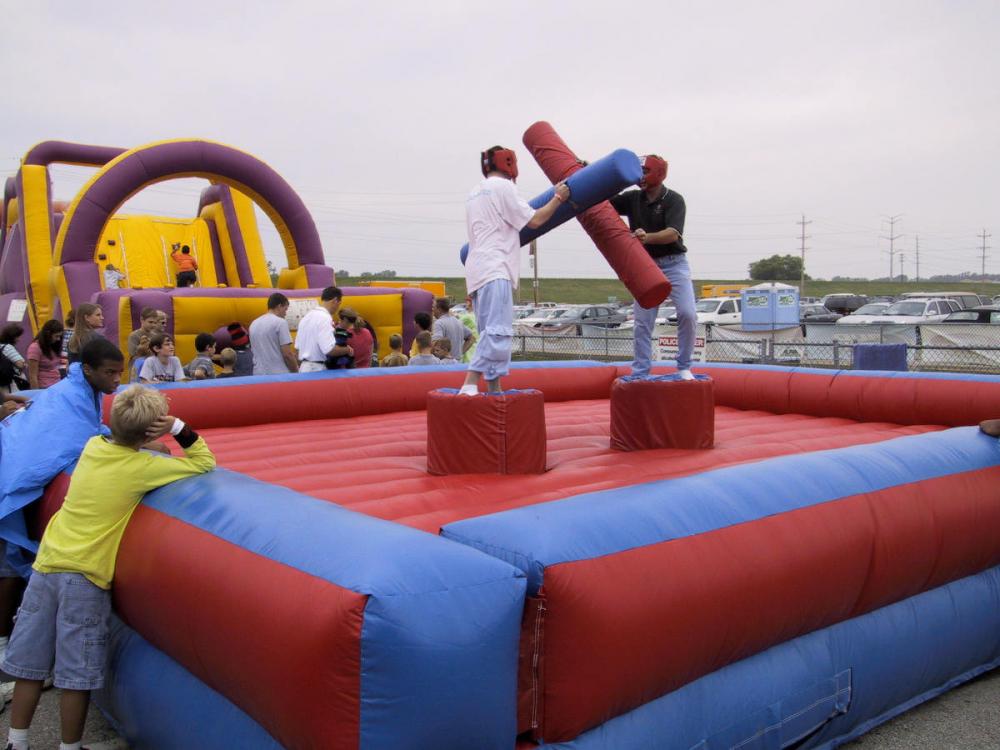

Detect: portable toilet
[740, 282, 800, 332]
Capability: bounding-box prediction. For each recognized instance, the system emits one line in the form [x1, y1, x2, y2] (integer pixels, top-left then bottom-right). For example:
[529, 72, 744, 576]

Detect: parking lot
[509, 294, 1000, 375]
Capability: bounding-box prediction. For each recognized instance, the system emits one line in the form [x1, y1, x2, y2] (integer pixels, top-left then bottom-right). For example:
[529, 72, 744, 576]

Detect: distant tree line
[749, 254, 809, 281]
[334, 270, 397, 279]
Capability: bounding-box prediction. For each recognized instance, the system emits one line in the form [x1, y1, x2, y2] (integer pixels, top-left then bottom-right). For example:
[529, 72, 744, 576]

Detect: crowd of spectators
[0, 291, 477, 403]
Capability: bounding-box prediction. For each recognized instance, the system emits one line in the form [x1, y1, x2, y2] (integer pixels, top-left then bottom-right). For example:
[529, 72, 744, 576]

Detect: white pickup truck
[696, 297, 742, 325]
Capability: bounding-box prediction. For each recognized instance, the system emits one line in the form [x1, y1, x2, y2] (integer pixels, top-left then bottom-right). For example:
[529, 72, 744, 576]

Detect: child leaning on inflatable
[1, 385, 216, 750]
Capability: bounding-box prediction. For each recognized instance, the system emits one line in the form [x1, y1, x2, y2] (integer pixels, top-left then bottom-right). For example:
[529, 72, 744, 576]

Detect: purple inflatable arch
[54, 140, 329, 283]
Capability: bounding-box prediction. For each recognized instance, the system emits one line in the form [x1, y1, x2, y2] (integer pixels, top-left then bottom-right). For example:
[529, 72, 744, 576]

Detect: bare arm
[327, 344, 353, 358]
[27, 359, 40, 390]
[634, 227, 681, 244]
[1, 394, 29, 418]
[281, 343, 299, 373]
[525, 182, 571, 229]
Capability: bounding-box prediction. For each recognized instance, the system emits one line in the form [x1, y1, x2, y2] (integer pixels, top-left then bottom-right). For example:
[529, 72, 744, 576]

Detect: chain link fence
[511, 323, 1000, 374]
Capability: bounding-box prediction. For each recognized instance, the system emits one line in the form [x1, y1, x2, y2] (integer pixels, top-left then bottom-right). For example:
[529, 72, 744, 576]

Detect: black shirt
[610, 186, 687, 258]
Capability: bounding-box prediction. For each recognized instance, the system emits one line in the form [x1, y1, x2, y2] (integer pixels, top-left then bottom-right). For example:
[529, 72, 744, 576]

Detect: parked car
[836, 302, 892, 325]
[619, 304, 677, 330]
[978, 295, 994, 306]
[876, 298, 960, 324]
[993, 294, 1000, 306]
[799, 297, 822, 305]
[695, 297, 741, 325]
[898, 291, 980, 310]
[517, 306, 577, 327]
[940, 306, 1000, 324]
[820, 293, 869, 315]
[799, 304, 841, 323]
[538, 305, 627, 334]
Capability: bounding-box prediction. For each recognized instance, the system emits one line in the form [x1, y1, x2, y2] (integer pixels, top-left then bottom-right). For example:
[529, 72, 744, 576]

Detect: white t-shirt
[464, 176, 535, 294]
[139, 356, 186, 383]
[249, 312, 294, 375]
[295, 306, 336, 363]
[104, 269, 125, 289]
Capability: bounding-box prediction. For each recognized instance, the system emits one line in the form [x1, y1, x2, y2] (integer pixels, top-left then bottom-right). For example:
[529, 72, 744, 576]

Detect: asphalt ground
[0, 667, 996, 748]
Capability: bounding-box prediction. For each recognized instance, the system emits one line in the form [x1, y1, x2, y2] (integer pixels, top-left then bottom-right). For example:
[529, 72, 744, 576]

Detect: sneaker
[458, 385, 479, 396]
[677, 369, 696, 381]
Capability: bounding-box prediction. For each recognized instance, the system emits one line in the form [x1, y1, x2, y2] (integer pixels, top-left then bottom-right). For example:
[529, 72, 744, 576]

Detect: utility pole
[899, 252, 905, 280]
[797, 214, 811, 296]
[915, 234, 920, 281]
[530, 239, 539, 305]
[882, 214, 903, 281]
[979, 229, 991, 277]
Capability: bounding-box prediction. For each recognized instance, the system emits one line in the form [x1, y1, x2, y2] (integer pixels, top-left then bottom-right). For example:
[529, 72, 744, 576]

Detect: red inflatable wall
[521, 465, 1000, 741]
[115, 507, 367, 749]
[643, 365, 1000, 427]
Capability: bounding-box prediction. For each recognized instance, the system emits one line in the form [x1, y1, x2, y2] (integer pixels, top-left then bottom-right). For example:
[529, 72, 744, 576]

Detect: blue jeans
[632, 254, 696, 376]
[3, 571, 112, 690]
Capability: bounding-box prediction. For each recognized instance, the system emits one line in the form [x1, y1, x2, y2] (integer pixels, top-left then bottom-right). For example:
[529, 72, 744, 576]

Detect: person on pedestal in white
[459, 146, 569, 395]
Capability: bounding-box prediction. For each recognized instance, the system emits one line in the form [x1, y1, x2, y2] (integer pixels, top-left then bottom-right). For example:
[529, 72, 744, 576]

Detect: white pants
[299, 361, 326, 373]
[468, 279, 514, 381]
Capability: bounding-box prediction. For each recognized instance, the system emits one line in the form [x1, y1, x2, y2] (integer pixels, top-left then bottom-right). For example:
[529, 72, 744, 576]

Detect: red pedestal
[610, 376, 715, 451]
[427, 389, 547, 475]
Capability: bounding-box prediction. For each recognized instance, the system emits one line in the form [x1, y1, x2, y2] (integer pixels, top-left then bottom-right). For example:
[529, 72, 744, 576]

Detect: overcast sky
[3, 1, 998, 282]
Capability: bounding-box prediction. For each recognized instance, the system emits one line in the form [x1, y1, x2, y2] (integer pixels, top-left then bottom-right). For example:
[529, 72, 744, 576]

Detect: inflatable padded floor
[84, 361, 1000, 749]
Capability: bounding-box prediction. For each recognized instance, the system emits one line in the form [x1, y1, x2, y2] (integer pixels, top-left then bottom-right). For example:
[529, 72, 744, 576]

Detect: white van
[696, 297, 742, 325]
[899, 291, 980, 310]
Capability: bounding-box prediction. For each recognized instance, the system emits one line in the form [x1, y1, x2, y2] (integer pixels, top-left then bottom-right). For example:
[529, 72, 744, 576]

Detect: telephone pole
[530, 239, 539, 305]
[797, 214, 811, 296]
[882, 215, 903, 281]
[914, 234, 920, 281]
[899, 252, 905, 280]
[979, 229, 991, 277]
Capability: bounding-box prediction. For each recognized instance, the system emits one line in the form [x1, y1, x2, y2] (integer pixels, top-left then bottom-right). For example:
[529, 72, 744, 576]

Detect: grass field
[339, 276, 1000, 305]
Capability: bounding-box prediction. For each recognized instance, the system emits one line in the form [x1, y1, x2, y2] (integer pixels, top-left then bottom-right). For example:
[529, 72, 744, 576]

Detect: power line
[979, 228, 991, 276]
[881, 214, 903, 280]
[797, 213, 811, 295]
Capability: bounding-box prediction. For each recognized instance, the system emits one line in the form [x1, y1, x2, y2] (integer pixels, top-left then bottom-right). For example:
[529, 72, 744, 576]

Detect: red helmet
[640, 154, 668, 189]
[481, 146, 519, 181]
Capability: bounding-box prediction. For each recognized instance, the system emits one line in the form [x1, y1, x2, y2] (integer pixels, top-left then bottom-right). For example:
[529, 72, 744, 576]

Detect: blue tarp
[0, 364, 109, 574]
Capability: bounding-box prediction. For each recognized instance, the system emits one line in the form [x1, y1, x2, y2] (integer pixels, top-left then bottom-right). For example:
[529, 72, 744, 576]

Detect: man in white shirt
[293, 287, 353, 373]
[249, 293, 298, 375]
[460, 146, 569, 395]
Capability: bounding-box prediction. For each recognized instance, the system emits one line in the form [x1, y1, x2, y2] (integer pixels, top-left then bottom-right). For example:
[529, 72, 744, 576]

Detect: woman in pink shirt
[27, 319, 65, 389]
[338, 308, 374, 368]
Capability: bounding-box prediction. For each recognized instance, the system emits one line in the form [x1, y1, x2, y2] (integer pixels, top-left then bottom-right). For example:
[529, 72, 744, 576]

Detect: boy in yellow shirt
[1, 385, 216, 750]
